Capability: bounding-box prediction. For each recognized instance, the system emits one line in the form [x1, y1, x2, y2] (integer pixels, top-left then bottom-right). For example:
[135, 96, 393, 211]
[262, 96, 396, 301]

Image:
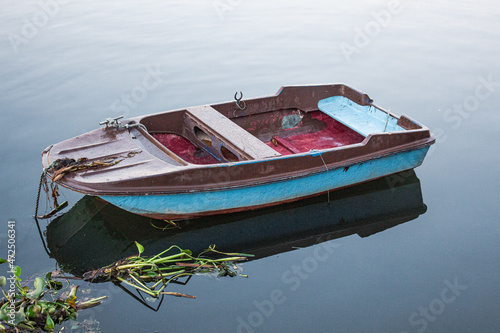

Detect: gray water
[1, 0, 499, 332]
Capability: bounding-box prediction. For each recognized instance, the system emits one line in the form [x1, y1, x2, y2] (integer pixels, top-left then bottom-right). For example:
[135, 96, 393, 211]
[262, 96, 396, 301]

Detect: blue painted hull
[101, 146, 430, 220]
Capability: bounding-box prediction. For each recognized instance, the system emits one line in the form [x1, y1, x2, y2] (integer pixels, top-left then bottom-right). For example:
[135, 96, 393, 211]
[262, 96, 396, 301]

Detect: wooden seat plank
[186, 105, 281, 160]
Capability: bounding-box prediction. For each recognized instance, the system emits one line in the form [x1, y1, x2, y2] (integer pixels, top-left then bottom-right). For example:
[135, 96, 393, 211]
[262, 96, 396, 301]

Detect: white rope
[318, 153, 330, 203]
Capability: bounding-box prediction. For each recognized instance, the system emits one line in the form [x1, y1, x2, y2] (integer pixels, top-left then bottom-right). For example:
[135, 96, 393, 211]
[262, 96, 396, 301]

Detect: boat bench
[318, 96, 405, 136]
[186, 105, 282, 160]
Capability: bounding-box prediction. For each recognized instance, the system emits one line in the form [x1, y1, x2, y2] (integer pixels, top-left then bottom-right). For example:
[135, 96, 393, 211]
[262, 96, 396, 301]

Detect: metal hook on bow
[234, 91, 246, 111]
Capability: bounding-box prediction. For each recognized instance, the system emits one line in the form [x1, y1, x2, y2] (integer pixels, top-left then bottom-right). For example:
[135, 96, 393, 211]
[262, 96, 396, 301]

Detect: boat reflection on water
[46, 170, 426, 276]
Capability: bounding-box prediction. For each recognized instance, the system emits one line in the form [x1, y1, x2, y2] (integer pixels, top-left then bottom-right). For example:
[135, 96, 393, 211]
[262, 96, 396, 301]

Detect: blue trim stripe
[101, 147, 430, 217]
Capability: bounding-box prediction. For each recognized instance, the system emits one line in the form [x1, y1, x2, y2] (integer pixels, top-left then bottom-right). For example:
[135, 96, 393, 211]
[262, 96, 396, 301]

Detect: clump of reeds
[82, 243, 252, 299]
[0, 260, 106, 332]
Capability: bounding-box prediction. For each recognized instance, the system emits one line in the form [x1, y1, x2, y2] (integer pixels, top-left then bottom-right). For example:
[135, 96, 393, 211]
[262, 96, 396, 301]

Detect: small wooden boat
[41, 84, 435, 220]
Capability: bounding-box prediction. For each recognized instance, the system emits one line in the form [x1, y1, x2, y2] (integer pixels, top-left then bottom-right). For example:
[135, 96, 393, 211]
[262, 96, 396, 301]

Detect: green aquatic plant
[82, 243, 252, 299]
[0, 260, 106, 332]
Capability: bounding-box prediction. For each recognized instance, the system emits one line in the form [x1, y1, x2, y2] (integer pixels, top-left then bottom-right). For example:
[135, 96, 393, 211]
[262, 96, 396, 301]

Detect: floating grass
[82, 243, 253, 299]
[0, 261, 106, 332]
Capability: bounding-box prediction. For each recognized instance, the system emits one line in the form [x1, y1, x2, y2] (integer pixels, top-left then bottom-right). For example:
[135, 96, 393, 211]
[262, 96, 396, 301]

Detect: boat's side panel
[101, 146, 430, 219]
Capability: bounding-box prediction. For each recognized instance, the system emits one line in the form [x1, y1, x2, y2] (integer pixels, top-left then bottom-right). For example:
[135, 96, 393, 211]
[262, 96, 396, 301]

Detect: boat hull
[47, 170, 425, 275]
[101, 146, 430, 220]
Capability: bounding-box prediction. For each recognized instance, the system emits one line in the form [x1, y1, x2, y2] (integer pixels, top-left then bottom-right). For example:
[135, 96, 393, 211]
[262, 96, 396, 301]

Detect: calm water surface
[1, 0, 499, 332]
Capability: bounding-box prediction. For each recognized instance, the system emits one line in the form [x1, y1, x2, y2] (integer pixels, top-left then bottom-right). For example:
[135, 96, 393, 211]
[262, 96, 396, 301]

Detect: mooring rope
[34, 160, 56, 218]
[34, 153, 140, 219]
[34, 217, 52, 257]
[318, 153, 330, 203]
[34, 172, 46, 218]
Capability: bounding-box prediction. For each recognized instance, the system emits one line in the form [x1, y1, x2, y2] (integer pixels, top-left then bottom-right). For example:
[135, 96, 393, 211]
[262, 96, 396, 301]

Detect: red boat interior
[148, 107, 364, 165]
[253, 111, 364, 156]
[152, 133, 220, 164]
